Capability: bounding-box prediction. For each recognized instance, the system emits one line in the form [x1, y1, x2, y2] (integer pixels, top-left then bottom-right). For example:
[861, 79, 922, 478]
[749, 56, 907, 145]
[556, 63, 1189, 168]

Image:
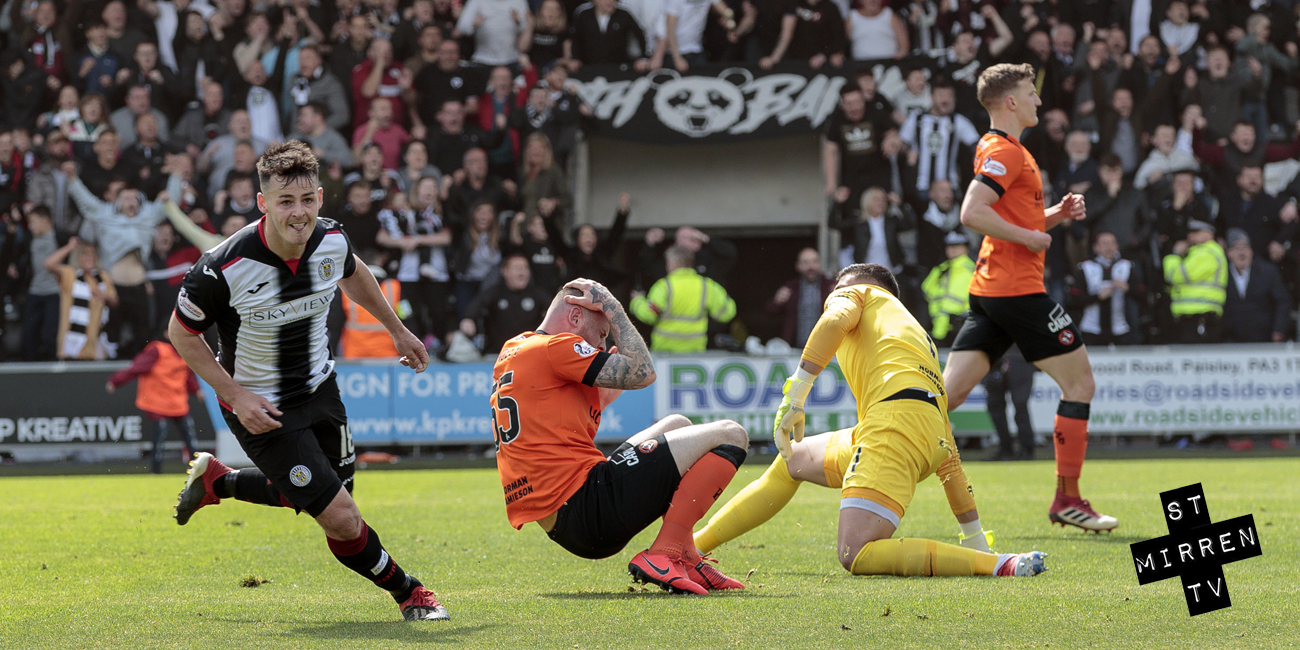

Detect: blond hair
[977, 63, 1036, 110]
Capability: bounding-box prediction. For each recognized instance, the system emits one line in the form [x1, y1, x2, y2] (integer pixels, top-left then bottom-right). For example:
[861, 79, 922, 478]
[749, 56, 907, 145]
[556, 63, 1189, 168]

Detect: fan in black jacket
[1223, 228, 1292, 342]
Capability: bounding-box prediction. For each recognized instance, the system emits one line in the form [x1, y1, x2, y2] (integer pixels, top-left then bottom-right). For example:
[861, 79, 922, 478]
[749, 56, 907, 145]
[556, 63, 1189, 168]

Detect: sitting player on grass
[490, 278, 749, 595]
[698, 264, 1047, 577]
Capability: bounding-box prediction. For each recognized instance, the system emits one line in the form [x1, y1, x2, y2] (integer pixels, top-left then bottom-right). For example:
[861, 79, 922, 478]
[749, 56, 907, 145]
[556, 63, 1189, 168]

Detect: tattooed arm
[562, 279, 657, 390]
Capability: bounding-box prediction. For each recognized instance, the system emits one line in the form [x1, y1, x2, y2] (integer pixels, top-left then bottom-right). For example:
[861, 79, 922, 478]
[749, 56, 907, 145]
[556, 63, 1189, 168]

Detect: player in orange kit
[944, 63, 1117, 532]
[490, 278, 750, 594]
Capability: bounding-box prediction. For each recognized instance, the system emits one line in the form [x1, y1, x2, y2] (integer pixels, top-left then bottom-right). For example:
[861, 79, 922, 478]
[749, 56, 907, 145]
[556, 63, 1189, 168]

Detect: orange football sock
[648, 445, 745, 562]
[1054, 401, 1090, 497]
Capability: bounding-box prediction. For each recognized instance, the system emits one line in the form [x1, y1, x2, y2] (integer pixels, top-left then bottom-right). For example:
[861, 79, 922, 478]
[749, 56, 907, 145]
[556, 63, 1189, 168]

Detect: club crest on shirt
[981, 159, 1007, 176]
[177, 288, 205, 321]
[639, 439, 658, 453]
[318, 257, 335, 280]
[574, 341, 597, 357]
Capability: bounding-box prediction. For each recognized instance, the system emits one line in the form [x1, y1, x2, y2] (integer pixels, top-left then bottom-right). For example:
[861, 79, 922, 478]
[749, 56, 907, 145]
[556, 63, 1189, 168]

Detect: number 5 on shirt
[491, 371, 521, 451]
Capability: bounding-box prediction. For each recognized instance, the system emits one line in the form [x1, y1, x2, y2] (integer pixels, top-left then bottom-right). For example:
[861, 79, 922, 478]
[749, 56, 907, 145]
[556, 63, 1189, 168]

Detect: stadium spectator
[393, 0, 435, 62]
[115, 41, 184, 120]
[631, 245, 737, 352]
[915, 178, 962, 271]
[520, 0, 571, 71]
[847, 0, 907, 61]
[47, 238, 117, 360]
[921, 231, 974, 347]
[331, 14, 373, 88]
[427, 101, 506, 184]
[199, 110, 268, 196]
[20, 206, 61, 361]
[530, 64, 589, 166]
[1223, 228, 1291, 343]
[337, 180, 383, 258]
[111, 85, 172, 150]
[452, 201, 504, 317]
[232, 12, 275, 78]
[213, 172, 259, 232]
[1192, 120, 1300, 192]
[398, 139, 441, 192]
[889, 65, 931, 115]
[766, 247, 833, 348]
[478, 65, 530, 179]
[403, 24, 445, 78]
[518, 134, 572, 224]
[352, 38, 408, 132]
[106, 327, 202, 473]
[1159, 0, 1199, 57]
[505, 211, 565, 293]
[562, 193, 631, 288]
[77, 21, 122, 98]
[1152, 169, 1209, 258]
[1084, 154, 1151, 255]
[939, 15, 1015, 126]
[1133, 124, 1198, 194]
[568, 0, 649, 68]
[1181, 46, 1257, 142]
[172, 9, 229, 104]
[822, 84, 894, 203]
[638, 225, 736, 287]
[79, 129, 125, 200]
[26, 132, 79, 234]
[353, 98, 411, 171]
[1067, 231, 1143, 346]
[456, 0, 531, 67]
[1096, 87, 1141, 175]
[102, 0, 149, 64]
[1054, 130, 1099, 200]
[459, 253, 548, 353]
[411, 41, 476, 138]
[24, 0, 69, 82]
[1163, 219, 1227, 344]
[377, 178, 454, 350]
[983, 345, 1036, 461]
[442, 147, 517, 224]
[1234, 12, 1296, 139]
[233, 59, 284, 146]
[1216, 165, 1295, 267]
[830, 186, 913, 273]
[900, 78, 979, 196]
[289, 103, 355, 169]
[339, 260, 404, 359]
[171, 80, 230, 159]
[2, 52, 50, 133]
[120, 113, 169, 198]
[68, 94, 112, 162]
[652, 0, 731, 72]
[37, 85, 81, 137]
[286, 45, 352, 133]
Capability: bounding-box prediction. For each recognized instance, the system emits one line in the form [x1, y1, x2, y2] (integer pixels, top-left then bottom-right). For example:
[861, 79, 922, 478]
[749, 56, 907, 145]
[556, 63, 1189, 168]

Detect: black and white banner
[570, 63, 866, 143]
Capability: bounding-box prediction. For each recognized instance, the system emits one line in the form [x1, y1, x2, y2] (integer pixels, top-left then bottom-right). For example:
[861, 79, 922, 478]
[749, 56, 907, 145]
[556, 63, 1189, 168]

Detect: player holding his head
[714, 263, 1046, 577]
[168, 140, 450, 621]
[490, 278, 750, 595]
[945, 63, 1116, 532]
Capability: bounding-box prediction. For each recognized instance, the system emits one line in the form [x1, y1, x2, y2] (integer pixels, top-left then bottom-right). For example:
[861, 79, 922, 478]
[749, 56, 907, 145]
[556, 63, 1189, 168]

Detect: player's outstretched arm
[563, 279, 656, 390]
[960, 181, 1052, 253]
[773, 291, 863, 457]
[339, 255, 429, 372]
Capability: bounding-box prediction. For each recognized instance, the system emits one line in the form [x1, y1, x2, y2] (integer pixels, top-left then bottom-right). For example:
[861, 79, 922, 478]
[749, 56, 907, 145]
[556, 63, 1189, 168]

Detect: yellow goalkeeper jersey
[802, 283, 948, 420]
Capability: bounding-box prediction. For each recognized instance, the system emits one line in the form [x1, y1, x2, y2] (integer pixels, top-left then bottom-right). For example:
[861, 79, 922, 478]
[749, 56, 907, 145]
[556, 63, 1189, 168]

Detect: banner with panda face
[569, 63, 870, 143]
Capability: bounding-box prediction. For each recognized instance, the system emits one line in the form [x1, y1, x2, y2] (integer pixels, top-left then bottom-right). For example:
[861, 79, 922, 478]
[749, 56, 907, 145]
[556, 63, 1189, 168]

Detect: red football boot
[685, 556, 744, 590]
[628, 551, 708, 595]
[174, 452, 231, 525]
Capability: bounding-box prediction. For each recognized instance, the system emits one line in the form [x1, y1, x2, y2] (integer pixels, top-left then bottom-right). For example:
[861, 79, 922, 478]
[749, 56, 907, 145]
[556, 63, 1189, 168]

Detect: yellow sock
[849, 538, 998, 576]
[694, 455, 802, 554]
[938, 454, 978, 518]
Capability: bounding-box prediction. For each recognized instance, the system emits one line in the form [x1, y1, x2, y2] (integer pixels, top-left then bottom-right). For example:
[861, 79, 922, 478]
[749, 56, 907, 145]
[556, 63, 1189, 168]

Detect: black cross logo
[1130, 484, 1263, 616]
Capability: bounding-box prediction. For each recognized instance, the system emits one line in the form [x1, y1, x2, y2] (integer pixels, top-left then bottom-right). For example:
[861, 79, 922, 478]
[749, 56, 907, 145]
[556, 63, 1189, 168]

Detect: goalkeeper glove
[958, 529, 996, 552]
[773, 368, 816, 459]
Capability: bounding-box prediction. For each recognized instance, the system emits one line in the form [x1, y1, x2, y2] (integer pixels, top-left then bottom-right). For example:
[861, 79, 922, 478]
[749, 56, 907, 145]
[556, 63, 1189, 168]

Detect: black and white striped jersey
[174, 217, 357, 406]
[900, 111, 981, 193]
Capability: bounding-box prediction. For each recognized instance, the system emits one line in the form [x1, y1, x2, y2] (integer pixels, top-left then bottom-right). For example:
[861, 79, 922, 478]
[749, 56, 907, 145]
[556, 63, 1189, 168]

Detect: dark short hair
[302, 101, 329, 119]
[1099, 152, 1123, 169]
[835, 263, 899, 298]
[839, 84, 864, 101]
[225, 171, 255, 191]
[347, 179, 372, 195]
[256, 140, 319, 189]
[930, 76, 955, 92]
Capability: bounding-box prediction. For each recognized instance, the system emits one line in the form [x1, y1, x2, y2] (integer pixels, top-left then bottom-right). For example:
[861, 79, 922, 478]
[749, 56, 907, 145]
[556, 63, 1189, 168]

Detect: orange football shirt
[491, 331, 610, 529]
[968, 129, 1046, 297]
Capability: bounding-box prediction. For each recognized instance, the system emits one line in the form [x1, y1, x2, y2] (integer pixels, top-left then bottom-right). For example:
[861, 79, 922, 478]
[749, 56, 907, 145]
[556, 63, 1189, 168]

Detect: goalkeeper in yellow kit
[694, 263, 1047, 577]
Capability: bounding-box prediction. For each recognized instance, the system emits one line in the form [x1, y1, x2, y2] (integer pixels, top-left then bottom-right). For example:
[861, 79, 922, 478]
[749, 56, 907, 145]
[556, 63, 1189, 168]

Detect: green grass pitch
[1, 457, 1296, 649]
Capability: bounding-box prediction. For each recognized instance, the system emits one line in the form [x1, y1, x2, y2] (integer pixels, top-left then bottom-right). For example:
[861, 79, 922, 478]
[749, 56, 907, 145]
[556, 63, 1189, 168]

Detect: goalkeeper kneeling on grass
[695, 263, 1048, 577]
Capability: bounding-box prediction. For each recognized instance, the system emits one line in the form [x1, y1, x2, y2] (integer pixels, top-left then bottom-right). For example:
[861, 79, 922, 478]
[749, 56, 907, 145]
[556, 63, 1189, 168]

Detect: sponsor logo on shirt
[177, 288, 205, 321]
[981, 159, 1007, 176]
[244, 288, 334, 326]
[574, 341, 597, 357]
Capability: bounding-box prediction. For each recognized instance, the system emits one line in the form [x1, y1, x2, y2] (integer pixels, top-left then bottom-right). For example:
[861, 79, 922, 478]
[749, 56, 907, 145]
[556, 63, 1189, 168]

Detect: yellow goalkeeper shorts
[836, 400, 954, 519]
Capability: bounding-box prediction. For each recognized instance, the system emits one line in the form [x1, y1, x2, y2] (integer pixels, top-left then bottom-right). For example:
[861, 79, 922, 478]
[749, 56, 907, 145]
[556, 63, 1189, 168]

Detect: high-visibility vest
[629, 268, 737, 353]
[921, 255, 975, 339]
[340, 280, 401, 358]
[1163, 241, 1228, 317]
[137, 341, 193, 418]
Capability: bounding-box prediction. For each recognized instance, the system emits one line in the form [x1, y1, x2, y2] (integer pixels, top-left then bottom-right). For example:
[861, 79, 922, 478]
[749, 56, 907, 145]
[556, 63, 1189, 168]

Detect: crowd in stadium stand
[2, 0, 1300, 364]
